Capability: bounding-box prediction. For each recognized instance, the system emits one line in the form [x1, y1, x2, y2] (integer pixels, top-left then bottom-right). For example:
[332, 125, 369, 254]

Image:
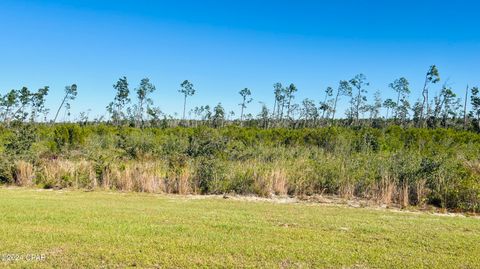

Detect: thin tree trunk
[331, 91, 340, 124]
[286, 96, 292, 120]
[395, 91, 401, 121]
[240, 105, 244, 125]
[271, 99, 276, 127]
[464, 85, 469, 129]
[10, 103, 29, 124]
[182, 95, 187, 120]
[321, 92, 328, 123]
[138, 100, 144, 129]
[355, 89, 361, 125]
[279, 99, 285, 122]
[425, 90, 429, 126]
[3, 105, 11, 122]
[53, 95, 68, 123]
[478, 113, 480, 130]
[115, 103, 122, 126]
[420, 76, 429, 127]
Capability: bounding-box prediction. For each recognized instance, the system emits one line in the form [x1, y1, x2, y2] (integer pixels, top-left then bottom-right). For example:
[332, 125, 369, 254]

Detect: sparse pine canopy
[383, 98, 397, 119]
[107, 76, 130, 125]
[238, 88, 252, 121]
[284, 83, 298, 119]
[319, 87, 334, 120]
[348, 74, 369, 123]
[53, 84, 78, 123]
[420, 65, 441, 126]
[212, 102, 225, 127]
[470, 87, 480, 128]
[331, 80, 352, 121]
[427, 65, 441, 83]
[0, 86, 50, 123]
[389, 77, 410, 123]
[135, 78, 156, 127]
[179, 80, 195, 120]
[2, 64, 480, 131]
[179, 80, 195, 97]
[272, 82, 285, 121]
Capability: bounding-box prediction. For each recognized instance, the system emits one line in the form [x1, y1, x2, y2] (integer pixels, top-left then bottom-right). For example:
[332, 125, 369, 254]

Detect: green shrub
[1, 123, 480, 211]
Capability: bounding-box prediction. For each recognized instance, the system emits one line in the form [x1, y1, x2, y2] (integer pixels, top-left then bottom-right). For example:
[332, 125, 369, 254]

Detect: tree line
[1, 65, 480, 131]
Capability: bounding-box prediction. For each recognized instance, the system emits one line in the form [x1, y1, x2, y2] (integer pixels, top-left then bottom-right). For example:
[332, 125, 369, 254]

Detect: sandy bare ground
[180, 192, 478, 218]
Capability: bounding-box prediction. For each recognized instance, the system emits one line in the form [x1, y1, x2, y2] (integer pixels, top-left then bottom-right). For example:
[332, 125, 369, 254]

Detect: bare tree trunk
[478, 114, 480, 130]
[286, 96, 292, 121]
[355, 88, 361, 125]
[420, 76, 429, 127]
[464, 85, 469, 129]
[115, 103, 121, 126]
[395, 91, 401, 122]
[3, 105, 12, 123]
[182, 95, 187, 121]
[331, 92, 340, 124]
[425, 90, 429, 126]
[270, 99, 276, 128]
[279, 101, 284, 122]
[10, 103, 29, 124]
[137, 99, 144, 129]
[240, 104, 244, 126]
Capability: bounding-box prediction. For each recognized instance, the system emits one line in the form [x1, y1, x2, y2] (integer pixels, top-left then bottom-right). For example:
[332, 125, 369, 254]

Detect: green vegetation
[1, 124, 479, 212]
[0, 188, 479, 268]
[1, 65, 480, 212]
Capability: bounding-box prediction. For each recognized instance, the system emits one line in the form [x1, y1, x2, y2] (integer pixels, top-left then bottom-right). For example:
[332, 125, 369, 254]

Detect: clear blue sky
[1, 0, 479, 120]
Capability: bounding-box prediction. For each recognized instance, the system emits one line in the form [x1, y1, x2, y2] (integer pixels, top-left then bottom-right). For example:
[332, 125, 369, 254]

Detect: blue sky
[1, 0, 479, 120]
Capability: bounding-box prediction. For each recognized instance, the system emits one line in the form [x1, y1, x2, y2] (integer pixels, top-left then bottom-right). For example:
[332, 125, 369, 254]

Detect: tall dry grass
[101, 162, 165, 193]
[269, 168, 288, 196]
[15, 161, 34, 186]
[38, 159, 96, 189]
[9, 153, 479, 212]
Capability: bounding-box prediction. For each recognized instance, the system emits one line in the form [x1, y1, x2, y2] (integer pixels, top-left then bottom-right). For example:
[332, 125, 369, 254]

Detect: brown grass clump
[339, 180, 355, 199]
[415, 179, 428, 207]
[270, 168, 288, 196]
[400, 181, 409, 209]
[105, 162, 167, 193]
[376, 174, 395, 206]
[39, 159, 96, 189]
[176, 170, 191, 195]
[465, 160, 480, 175]
[15, 161, 34, 186]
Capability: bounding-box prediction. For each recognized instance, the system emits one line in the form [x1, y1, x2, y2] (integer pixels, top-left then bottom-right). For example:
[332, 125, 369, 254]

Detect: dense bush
[1, 123, 479, 212]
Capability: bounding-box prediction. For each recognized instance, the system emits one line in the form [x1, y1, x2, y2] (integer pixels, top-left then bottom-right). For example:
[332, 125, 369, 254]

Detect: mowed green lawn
[0, 188, 479, 268]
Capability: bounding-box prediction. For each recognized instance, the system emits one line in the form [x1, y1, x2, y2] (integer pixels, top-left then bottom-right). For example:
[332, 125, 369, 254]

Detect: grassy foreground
[0, 188, 479, 268]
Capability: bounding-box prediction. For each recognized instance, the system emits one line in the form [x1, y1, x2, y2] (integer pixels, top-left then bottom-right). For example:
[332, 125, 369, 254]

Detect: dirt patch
[218, 193, 479, 218]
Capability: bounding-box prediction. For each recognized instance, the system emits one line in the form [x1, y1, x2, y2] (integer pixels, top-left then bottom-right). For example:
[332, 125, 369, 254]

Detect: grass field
[0, 188, 479, 268]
